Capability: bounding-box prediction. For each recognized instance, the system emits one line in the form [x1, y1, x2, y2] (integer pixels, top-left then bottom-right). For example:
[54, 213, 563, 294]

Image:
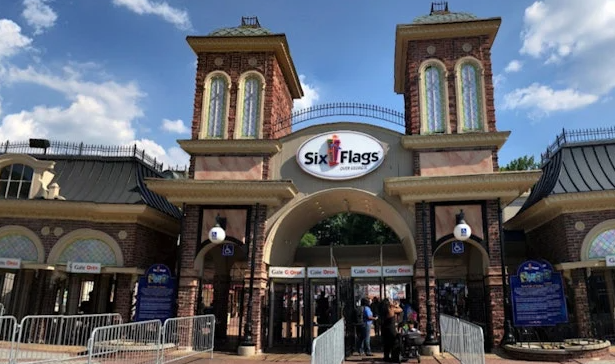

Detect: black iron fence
[514, 319, 615, 344]
[0, 140, 169, 172]
[541, 126, 615, 165]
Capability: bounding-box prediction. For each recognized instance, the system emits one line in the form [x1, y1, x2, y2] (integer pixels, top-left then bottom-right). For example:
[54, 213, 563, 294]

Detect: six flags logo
[303, 134, 380, 166]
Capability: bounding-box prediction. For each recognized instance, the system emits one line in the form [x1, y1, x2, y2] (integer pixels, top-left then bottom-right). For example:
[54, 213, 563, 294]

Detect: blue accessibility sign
[451, 241, 464, 254]
[222, 243, 234, 257]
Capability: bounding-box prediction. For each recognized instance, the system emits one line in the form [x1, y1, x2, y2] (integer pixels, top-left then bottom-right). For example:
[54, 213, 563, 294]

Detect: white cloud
[161, 118, 189, 134]
[502, 83, 598, 116]
[293, 75, 320, 111]
[504, 60, 523, 73]
[493, 74, 506, 89]
[0, 19, 32, 60]
[132, 139, 189, 169]
[519, 0, 615, 94]
[112, 0, 191, 30]
[22, 0, 58, 35]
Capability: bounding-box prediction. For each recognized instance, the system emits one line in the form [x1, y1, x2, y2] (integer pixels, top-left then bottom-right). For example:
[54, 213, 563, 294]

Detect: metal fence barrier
[89, 320, 161, 364]
[14, 313, 122, 364]
[439, 314, 485, 364]
[0, 315, 18, 363]
[311, 318, 345, 364]
[161, 315, 215, 363]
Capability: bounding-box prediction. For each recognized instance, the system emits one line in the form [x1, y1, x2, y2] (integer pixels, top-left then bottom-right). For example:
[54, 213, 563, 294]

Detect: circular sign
[208, 226, 226, 244]
[295, 131, 386, 180]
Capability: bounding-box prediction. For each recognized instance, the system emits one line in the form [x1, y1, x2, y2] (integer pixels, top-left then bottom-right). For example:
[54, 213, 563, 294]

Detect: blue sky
[0, 0, 613, 168]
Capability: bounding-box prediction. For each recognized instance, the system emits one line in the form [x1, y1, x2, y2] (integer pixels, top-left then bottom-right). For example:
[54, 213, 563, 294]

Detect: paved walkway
[174, 348, 615, 364]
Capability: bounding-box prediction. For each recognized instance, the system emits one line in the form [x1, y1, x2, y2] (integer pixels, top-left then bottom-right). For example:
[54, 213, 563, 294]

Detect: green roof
[412, 11, 478, 24]
[208, 26, 273, 37]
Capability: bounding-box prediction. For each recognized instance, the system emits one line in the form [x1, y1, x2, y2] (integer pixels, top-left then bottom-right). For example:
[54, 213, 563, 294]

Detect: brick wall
[404, 36, 497, 136]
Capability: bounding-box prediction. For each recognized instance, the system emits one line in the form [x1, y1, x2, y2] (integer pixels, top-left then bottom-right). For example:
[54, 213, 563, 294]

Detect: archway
[194, 241, 248, 352]
[433, 239, 489, 328]
[264, 188, 416, 267]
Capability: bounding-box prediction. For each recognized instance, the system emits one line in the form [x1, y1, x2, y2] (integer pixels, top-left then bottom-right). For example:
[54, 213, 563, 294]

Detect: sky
[0, 0, 614, 169]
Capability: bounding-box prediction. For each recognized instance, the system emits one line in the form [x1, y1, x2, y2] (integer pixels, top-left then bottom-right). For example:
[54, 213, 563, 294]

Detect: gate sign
[269, 267, 305, 278]
[296, 131, 386, 180]
[0, 258, 21, 270]
[307, 267, 338, 278]
[67, 262, 101, 274]
[134, 264, 177, 322]
[382, 265, 414, 277]
[351, 266, 382, 278]
[510, 260, 568, 326]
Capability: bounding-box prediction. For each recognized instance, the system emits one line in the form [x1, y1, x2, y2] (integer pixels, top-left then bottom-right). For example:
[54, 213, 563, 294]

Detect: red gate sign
[67, 262, 102, 274]
[268, 266, 305, 278]
[382, 265, 414, 277]
[307, 267, 338, 278]
[351, 266, 382, 278]
[0, 258, 21, 270]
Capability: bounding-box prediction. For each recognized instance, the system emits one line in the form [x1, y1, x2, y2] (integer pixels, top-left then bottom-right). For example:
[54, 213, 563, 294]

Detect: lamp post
[498, 198, 517, 345]
[422, 201, 437, 345]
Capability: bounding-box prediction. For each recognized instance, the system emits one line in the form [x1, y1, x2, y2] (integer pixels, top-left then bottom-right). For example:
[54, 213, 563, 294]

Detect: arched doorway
[194, 241, 248, 352]
[433, 239, 489, 328]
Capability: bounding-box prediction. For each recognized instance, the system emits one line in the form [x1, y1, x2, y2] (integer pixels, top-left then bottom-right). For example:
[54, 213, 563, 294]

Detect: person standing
[358, 298, 377, 356]
[381, 298, 402, 362]
[371, 297, 381, 338]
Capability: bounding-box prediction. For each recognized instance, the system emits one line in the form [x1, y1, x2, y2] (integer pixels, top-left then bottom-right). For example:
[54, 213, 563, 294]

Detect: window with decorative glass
[423, 65, 446, 133]
[205, 76, 228, 138]
[459, 62, 484, 131]
[0, 164, 33, 199]
[240, 76, 261, 138]
[588, 229, 615, 259]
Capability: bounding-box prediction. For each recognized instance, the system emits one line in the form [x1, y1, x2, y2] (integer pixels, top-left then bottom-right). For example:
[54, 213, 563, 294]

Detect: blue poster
[134, 264, 177, 322]
[510, 260, 568, 326]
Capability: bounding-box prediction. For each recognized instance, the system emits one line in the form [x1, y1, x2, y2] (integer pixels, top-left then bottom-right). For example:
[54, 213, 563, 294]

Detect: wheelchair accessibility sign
[222, 243, 234, 257]
[452, 241, 464, 254]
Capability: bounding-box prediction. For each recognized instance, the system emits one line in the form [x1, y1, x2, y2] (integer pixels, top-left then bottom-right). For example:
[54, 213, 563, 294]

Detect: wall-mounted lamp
[453, 209, 472, 241]
[208, 214, 227, 244]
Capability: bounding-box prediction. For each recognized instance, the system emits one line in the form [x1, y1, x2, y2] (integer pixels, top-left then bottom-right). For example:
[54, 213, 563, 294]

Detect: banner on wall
[134, 264, 177, 322]
[510, 260, 568, 326]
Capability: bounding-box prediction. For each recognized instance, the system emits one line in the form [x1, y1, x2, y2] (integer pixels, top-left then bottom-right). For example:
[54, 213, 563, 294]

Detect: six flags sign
[296, 131, 386, 180]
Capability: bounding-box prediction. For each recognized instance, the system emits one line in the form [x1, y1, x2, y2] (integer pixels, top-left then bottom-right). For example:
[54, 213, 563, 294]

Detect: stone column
[571, 269, 591, 337]
[413, 268, 436, 334]
[177, 275, 198, 317]
[484, 267, 504, 348]
[114, 274, 136, 322]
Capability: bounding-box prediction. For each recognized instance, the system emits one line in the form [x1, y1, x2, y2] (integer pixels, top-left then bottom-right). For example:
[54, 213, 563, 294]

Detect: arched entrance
[194, 241, 248, 352]
[433, 239, 489, 329]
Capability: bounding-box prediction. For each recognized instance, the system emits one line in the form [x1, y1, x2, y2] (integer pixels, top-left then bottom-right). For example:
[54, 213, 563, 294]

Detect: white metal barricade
[0, 315, 18, 363]
[160, 315, 215, 363]
[311, 318, 344, 364]
[439, 314, 485, 364]
[13, 313, 122, 364]
[88, 320, 162, 364]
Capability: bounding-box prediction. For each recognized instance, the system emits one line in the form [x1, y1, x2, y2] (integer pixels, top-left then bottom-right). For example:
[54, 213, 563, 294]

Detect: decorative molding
[199, 71, 232, 140]
[186, 36, 303, 99]
[48, 228, 125, 266]
[178, 139, 282, 155]
[555, 260, 605, 271]
[145, 178, 298, 207]
[0, 200, 179, 236]
[394, 18, 501, 94]
[505, 191, 615, 232]
[401, 131, 510, 150]
[384, 170, 541, 205]
[234, 71, 267, 140]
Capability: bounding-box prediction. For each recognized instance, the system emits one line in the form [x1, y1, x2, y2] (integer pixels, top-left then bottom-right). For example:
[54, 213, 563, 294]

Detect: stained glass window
[58, 239, 117, 266]
[588, 229, 615, 259]
[0, 234, 38, 261]
[241, 77, 261, 138]
[0, 164, 33, 199]
[206, 76, 227, 138]
[424, 65, 446, 133]
[460, 63, 483, 131]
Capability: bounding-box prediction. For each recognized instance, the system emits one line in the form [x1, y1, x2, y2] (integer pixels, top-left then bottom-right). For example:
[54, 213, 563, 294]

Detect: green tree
[299, 213, 400, 247]
[500, 155, 540, 171]
[300, 232, 317, 247]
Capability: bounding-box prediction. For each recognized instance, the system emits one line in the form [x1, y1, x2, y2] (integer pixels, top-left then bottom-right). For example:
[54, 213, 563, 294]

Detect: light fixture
[208, 214, 226, 244]
[453, 209, 472, 241]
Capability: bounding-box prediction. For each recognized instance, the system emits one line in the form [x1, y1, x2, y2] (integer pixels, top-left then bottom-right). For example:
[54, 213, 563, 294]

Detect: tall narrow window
[206, 76, 227, 138]
[424, 65, 446, 133]
[241, 77, 261, 138]
[0, 164, 33, 199]
[459, 63, 483, 131]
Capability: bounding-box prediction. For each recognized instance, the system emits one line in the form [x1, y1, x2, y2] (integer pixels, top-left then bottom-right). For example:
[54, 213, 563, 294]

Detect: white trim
[234, 71, 266, 140]
[199, 71, 232, 139]
[454, 56, 489, 133]
[432, 237, 490, 275]
[418, 59, 451, 135]
[47, 228, 124, 267]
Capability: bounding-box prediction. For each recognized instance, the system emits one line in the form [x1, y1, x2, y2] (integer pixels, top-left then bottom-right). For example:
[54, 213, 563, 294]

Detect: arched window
[419, 61, 448, 134]
[456, 59, 485, 132]
[200, 72, 231, 139]
[236, 72, 265, 139]
[588, 229, 615, 259]
[0, 164, 33, 199]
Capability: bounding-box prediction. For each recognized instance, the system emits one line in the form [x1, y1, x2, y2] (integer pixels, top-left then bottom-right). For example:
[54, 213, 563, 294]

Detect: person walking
[381, 298, 402, 362]
[358, 298, 377, 356]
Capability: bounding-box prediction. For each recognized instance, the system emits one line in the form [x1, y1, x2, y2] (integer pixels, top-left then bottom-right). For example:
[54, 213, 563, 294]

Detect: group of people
[353, 297, 419, 362]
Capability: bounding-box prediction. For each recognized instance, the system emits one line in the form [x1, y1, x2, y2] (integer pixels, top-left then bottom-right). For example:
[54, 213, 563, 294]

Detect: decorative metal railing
[0, 140, 167, 171]
[272, 103, 406, 135]
[541, 127, 615, 165]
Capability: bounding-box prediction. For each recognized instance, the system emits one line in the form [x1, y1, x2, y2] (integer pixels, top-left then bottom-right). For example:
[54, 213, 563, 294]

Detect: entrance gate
[306, 267, 339, 348]
[267, 267, 306, 352]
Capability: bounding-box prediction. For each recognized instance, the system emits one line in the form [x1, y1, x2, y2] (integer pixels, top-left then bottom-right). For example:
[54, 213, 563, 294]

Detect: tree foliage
[299, 213, 400, 247]
[500, 155, 540, 171]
